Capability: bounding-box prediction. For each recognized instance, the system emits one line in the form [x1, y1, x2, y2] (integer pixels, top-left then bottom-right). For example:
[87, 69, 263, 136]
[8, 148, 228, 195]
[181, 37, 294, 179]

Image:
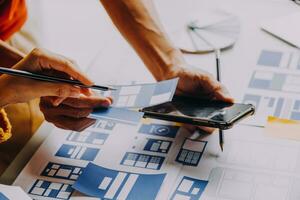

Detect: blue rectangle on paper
[144, 139, 172, 154]
[73, 163, 166, 200]
[121, 152, 165, 170]
[249, 78, 271, 89]
[291, 112, 300, 120]
[67, 131, 108, 145]
[273, 98, 284, 117]
[257, 50, 282, 67]
[41, 162, 84, 181]
[55, 144, 99, 161]
[0, 193, 9, 200]
[242, 94, 261, 108]
[91, 107, 143, 125]
[28, 180, 73, 199]
[92, 118, 117, 130]
[171, 176, 208, 200]
[266, 97, 275, 107]
[293, 100, 300, 110]
[104, 78, 178, 108]
[134, 84, 155, 108]
[176, 139, 207, 166]
[139, 123, 179, 138]
[153, 78, 178, 95]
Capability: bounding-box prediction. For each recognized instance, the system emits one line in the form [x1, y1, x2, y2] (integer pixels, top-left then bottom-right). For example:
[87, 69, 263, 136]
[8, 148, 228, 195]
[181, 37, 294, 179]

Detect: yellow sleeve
[0, 109, 12, 143]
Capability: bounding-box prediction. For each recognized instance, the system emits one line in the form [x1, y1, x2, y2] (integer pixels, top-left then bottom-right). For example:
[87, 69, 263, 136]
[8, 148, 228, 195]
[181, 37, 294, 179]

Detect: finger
[213, 84, 235, 103]
[53, 97, 67, 107]
[30, 48, 93, 86]
[201, 75, 234, 103]
[35, 82, 82, 99]
[41, 103, 93, 118]
[80, 88, 93, 96]
[46, 115, 96, 132]
[61, 95, 112, 108]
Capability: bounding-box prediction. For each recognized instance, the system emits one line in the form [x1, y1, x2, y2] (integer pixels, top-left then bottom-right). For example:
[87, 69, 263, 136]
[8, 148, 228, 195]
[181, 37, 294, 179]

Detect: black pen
[0, 67, 116, 91]
[188, 26, 225, 151]
[215, 49, 224, 152]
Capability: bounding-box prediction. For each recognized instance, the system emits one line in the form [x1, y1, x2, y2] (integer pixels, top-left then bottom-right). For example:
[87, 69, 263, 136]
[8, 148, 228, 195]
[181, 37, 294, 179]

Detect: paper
[90, 107, 143, 125]
[265, 116, 300, 141]
[13, 117, 188, 199]
[261, 12, 300, 48]
[0, 184, 31, 200]
[73, 163, 166, 200]
[203, 167, 300, 200]
[97, 78, 178, 108]
[241, 49, 300, 126]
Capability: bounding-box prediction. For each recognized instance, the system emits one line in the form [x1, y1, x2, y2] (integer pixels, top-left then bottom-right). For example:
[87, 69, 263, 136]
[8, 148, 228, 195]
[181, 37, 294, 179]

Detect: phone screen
[142, 96, 254, 128]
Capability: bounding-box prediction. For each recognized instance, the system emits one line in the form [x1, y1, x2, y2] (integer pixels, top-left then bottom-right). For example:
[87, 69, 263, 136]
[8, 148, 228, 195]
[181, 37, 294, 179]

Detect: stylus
[215, 49, 224, 152]
[0, 67, 116, 91]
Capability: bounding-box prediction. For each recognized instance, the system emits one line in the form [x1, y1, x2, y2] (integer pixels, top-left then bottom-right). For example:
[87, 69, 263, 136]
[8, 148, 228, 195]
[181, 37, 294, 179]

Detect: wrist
[155, 49, 187, 81]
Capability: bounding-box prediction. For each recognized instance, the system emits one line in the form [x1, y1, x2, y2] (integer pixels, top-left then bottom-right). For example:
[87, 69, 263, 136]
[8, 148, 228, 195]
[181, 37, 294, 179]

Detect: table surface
[0, 0, 299, 185]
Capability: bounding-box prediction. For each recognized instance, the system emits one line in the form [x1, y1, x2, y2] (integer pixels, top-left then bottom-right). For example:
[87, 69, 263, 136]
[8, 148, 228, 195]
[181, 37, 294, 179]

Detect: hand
[40, 95, 112, 131]
[168, 65, 234, 103]
[166, 65, 234, 133]
[0, 48, 93, 107]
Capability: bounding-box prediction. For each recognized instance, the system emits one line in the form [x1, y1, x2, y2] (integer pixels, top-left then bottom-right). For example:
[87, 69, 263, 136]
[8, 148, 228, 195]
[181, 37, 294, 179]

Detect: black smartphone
[141, 96, 255, 130]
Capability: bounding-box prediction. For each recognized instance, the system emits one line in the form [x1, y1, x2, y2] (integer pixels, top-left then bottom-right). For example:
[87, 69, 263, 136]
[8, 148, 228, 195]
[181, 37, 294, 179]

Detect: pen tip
[220, 143, 224, 152]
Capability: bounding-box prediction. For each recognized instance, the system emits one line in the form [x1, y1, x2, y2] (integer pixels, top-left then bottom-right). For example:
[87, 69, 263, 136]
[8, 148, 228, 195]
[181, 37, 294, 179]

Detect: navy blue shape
[73, 163, 166, 200]
[55, 144, 99, 161]
[41, 162, 84, 181]
[28, 180, 73, 199]
[139, 124, 179, 138]
[175, 139, 207, 166]
[171, 176, 208, 200]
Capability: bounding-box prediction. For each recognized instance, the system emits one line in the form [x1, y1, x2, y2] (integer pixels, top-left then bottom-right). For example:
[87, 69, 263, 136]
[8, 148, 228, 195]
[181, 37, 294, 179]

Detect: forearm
[100, 0, 185, 81]
[0, 40, 24, 68]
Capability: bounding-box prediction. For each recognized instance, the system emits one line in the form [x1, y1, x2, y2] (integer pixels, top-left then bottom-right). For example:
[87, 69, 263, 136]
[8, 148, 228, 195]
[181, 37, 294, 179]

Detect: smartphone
[141, 96, 255, 130]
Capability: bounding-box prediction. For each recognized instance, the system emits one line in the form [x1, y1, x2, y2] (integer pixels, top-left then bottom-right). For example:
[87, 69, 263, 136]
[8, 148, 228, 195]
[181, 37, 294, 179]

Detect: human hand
[165, 65, 234, 133]
[40, 95, 112, 131]
[0, 48, 93, 107]
[167, 65, 234, 103]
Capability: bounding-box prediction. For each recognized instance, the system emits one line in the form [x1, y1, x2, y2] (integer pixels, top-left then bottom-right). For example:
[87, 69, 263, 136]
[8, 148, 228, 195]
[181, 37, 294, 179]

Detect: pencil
[0, 67, 116, 91]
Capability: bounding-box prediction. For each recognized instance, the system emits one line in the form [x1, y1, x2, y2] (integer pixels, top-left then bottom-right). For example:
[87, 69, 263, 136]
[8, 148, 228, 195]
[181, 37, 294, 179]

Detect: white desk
[1, 0, 299, 186]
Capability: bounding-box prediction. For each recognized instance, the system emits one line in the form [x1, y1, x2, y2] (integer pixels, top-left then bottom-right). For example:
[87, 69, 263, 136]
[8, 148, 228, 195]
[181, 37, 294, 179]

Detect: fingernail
[53, 99, 62, 106]
[101, 99, 111, 107]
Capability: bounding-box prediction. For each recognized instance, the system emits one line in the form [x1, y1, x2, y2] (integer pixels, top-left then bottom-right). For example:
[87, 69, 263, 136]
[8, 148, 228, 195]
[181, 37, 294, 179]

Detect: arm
[0, 40, 25, 68]
[100, 0, 233, 102]
[99, 0, 182, 81]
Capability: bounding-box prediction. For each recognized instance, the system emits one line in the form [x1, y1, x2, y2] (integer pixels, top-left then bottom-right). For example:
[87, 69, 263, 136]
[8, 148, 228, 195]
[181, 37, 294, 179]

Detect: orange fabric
[0, 109, 12, 143]
[0, 0, 27, 40]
